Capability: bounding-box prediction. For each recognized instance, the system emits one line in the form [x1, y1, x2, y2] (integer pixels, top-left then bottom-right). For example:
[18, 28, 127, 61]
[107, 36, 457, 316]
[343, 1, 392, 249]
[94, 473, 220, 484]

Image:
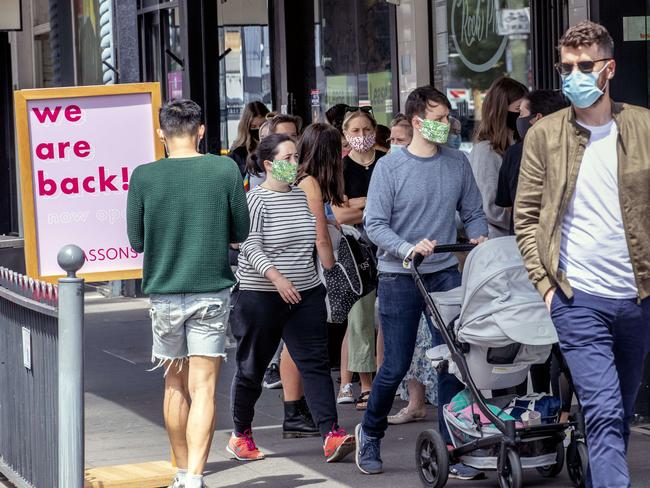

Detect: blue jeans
[551, 288, 650, 488]
[363, 267, 463, 441]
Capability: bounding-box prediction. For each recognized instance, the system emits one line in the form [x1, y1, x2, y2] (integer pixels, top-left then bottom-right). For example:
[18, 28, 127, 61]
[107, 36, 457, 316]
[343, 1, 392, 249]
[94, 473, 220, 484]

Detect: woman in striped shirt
[227, 133, 355, 463]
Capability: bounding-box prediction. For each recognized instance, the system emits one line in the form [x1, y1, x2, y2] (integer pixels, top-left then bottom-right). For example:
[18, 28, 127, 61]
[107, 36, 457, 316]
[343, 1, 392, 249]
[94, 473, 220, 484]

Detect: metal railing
[0, 245, 85, 488]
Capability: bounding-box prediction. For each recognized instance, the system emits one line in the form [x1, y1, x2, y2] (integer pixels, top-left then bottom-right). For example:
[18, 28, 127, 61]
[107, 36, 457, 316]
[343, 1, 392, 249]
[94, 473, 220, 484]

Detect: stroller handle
[412, 243, 477, 269]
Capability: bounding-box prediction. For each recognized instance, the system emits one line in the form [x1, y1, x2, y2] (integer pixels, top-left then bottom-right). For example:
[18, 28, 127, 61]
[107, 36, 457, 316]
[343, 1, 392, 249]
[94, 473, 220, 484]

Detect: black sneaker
[263, 363, 282, 389]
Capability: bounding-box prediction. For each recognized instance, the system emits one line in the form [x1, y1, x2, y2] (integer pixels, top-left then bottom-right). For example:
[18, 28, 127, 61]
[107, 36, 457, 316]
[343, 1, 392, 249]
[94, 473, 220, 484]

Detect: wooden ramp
[84, 461, 175, 488]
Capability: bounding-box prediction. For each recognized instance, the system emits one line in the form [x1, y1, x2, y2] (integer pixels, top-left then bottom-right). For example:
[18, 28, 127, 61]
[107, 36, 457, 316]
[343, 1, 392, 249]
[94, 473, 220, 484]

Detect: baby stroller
[411, 237, 588, 488]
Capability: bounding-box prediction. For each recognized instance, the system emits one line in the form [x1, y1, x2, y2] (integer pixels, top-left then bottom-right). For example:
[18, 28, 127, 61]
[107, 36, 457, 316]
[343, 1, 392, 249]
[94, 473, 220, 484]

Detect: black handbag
[345, 231, 378, 298]
[316, 225, 378, 323]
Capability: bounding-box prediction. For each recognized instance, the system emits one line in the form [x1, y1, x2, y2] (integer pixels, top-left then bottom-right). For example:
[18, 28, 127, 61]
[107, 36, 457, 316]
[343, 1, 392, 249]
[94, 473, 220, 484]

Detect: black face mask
[506, 110, 520, 132]
[516, 114, 536, 140]
[249, 128, 260, 141]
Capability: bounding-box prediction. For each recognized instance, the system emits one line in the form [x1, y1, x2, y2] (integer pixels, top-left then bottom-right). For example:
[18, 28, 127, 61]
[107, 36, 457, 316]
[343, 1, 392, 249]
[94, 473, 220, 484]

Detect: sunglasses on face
[345, 106, 373, 115]
[554, 58, 612, 76]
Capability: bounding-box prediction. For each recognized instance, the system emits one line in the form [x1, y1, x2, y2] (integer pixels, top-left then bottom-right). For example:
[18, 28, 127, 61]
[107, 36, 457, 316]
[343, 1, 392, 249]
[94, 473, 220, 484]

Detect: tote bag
[317, 224, 377, 323]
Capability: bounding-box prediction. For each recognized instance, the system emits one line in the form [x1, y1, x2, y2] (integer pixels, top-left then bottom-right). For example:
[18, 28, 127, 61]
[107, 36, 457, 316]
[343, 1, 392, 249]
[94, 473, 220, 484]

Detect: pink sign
[167, 71, 183, 100]
[25, 92, 156, 277]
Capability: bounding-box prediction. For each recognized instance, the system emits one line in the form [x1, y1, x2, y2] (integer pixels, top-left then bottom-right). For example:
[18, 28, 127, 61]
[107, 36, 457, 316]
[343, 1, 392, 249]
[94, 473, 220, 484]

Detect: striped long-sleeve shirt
[237, 186, 321, 292]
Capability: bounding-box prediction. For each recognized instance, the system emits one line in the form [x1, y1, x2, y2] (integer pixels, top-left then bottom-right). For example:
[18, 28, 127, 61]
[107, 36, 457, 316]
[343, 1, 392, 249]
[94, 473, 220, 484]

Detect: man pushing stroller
[356, 85, 488, 479]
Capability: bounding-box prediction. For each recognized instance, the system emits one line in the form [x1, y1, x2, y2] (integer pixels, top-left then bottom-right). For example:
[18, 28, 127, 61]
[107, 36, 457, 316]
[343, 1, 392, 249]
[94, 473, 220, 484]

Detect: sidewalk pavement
[81, 295, 650, 487]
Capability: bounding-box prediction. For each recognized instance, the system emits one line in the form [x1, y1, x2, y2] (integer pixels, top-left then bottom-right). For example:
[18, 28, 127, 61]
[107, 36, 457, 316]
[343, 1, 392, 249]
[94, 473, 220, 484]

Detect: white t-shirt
[559, 120, 638, 299]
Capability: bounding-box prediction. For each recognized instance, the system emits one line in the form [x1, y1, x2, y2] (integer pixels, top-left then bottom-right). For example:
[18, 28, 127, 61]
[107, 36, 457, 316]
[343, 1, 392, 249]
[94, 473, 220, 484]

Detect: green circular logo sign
[450, 0, 508, 73]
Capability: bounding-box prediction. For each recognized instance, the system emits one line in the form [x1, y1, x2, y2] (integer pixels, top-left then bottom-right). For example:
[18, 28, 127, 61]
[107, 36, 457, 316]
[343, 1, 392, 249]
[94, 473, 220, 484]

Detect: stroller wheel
[415, 429, 449, 488]
[567, 440, 589, 487]
[497, 449, 522, 488]
[536, 441, 565, 478]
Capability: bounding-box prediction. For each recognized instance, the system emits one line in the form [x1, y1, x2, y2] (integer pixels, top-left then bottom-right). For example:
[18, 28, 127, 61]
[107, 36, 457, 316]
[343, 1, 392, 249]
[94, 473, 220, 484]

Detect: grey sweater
[364, 146, 488, 274]
[469, 140, 512, 238]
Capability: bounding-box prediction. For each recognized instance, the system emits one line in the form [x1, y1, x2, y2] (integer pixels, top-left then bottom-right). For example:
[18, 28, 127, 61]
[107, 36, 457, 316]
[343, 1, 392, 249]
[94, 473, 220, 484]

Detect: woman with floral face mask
[332, 109, 385, 409]
[228, 133, 355, 464]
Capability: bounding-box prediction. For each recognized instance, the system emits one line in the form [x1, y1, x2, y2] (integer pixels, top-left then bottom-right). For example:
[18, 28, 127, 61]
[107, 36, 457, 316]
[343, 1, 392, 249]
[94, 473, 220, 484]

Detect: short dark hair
[268, 114, 303, 135]
[325, 103, 349, 134]
[159, 99, 202, 138]
[405, 86, 451, 122]
[248, 133, 294, 177]
[525, 90, 569, 117]
[375, 124, 391, 148]
[559, 21, 614, 57]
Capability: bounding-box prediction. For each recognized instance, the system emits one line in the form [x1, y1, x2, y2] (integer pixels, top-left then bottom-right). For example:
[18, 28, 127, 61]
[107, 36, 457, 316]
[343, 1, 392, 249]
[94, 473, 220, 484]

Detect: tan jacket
[515, 101, 650, 301]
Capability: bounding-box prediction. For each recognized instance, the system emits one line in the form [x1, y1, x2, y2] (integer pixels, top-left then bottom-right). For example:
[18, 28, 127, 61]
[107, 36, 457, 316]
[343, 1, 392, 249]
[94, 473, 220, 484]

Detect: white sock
[176, 468, 187, 481]
[185, 474, 204, 488]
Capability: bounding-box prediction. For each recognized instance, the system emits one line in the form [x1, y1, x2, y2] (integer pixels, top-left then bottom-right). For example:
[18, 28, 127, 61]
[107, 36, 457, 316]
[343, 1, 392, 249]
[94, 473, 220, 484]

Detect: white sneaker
[337, 383, 355, 404]
[563, 427, 572, 447]
[388, 407, 427, 425]
[167, 476, 184, 488]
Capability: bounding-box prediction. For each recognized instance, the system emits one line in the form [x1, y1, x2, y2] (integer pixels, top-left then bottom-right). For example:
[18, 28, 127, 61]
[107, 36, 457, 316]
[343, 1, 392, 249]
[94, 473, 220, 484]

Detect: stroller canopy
[455, 236, 558, 347]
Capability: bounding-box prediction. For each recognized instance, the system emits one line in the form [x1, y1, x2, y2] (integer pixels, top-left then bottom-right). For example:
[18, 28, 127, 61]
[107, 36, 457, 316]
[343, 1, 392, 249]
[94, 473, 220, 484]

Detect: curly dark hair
[558, 21, 614, 57]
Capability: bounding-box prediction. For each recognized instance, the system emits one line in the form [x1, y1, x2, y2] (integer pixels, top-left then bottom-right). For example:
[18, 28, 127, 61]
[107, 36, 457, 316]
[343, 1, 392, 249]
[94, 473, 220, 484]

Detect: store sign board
[623, 16, 650, 42]
[167, 71, 183, 100]
[450, 0, 508, 73]
[368, 71, 392, 126]
[498, 8, 530, 36]
[326, 75, 355, 107]
[0, 0, 22, 31]
[13, 83, 164, 282]
[310, 89, 320, 107]
[447, 88, 474, 111]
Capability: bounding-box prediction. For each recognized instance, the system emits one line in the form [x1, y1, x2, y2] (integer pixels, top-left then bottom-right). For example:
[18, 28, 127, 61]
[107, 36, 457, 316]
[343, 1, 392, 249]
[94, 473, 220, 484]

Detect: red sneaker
[226, 430, 266, 461]
[323, 427, 356, 462]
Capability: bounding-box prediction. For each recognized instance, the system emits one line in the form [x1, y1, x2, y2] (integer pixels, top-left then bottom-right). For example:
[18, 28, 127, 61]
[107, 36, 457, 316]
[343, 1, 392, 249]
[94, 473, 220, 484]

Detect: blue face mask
[390, 144, 406, 154]
[447, 134, 462, 150]
[561, 62, 610, 109]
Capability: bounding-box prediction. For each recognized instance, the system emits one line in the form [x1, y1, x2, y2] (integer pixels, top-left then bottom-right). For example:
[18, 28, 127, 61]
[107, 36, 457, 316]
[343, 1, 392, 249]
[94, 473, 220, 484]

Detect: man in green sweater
[127, 99, 250, 488]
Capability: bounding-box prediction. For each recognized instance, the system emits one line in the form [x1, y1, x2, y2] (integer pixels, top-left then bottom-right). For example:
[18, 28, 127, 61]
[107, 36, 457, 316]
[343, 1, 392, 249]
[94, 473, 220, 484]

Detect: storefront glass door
[431, 0, 533, 150]
[314, 0, 396, 126]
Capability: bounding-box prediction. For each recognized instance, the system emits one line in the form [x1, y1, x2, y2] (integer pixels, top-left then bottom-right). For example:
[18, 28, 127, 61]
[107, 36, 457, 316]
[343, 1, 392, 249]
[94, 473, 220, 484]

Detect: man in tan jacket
[515, 21, 650, 488]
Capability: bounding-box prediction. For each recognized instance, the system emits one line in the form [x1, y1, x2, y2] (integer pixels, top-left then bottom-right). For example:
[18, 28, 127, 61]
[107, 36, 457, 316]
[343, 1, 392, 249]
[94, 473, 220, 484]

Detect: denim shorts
[149, 290, 230, 361]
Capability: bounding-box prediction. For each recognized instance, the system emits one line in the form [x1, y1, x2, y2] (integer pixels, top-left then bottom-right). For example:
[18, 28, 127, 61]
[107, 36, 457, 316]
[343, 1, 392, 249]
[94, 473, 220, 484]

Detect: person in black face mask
[229, 101, 270, 177]
[469, 76, 528, 238]
[495, 90, 569, 235]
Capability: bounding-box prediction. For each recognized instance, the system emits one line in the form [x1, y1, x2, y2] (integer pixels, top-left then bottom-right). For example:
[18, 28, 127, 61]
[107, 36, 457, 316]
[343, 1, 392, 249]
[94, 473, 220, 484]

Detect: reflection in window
[138, 6, 182, 100]
[34, 33, 56, 88]
[433, 0, 532, 149]
[76, 0, 115, 85]
[315, 0, 394, 126]
[219, 25, 272, 150]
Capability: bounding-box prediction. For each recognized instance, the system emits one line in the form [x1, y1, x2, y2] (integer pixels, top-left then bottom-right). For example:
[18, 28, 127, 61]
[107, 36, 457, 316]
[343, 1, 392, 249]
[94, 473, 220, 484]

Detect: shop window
[432, 0, 533, 150]
[218, 11, 272, 150]
[315, 0, 395, 127]
[138, 2, 182, 101]
[75, 0, 115, 85]
[34, 33, 56, 88]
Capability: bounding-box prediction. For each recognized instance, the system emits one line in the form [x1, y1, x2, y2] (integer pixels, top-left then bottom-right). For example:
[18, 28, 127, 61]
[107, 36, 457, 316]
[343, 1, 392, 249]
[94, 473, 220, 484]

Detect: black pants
[230, 285, 337, 438]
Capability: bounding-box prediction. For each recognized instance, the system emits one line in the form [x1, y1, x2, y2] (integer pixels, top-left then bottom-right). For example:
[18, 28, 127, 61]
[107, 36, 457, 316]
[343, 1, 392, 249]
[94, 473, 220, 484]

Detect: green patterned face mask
[270, 159, 298, 183]
[417, 117, 450, 144]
